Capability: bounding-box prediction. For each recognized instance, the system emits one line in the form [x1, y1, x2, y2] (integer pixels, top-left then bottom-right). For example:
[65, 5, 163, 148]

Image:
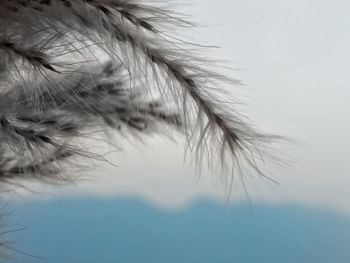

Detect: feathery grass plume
[0, 0, 282, 187]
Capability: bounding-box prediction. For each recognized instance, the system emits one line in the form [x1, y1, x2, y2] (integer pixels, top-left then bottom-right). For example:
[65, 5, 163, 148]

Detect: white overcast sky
[14, 0, 350, 215]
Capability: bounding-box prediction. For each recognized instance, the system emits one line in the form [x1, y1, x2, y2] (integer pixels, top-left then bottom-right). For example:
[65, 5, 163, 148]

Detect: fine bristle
[0, 0, 282, 186]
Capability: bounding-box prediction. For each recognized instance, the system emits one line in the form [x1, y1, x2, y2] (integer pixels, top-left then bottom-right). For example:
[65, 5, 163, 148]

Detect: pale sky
[12, 0, 350, 216]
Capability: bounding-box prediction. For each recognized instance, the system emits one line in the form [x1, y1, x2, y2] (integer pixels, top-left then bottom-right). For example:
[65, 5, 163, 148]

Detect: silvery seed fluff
[0, 0, 282, 188]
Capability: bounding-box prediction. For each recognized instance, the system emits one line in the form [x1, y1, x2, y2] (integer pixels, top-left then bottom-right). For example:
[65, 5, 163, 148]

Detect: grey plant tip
[0, 0, 282, 188]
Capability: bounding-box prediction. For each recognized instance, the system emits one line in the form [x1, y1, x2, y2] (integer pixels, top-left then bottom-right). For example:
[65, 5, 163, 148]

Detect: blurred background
[4, 0, 350, 262]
